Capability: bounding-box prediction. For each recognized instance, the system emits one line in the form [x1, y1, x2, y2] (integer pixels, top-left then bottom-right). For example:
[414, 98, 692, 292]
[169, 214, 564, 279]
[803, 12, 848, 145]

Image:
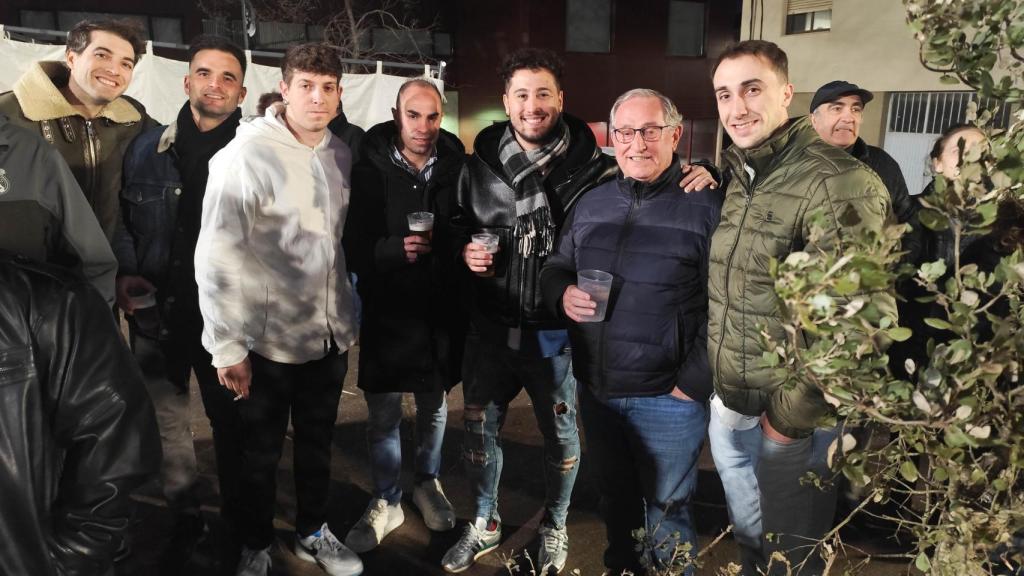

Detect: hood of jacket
[12, 61, 142, 123]
[234, 103, 335, 151]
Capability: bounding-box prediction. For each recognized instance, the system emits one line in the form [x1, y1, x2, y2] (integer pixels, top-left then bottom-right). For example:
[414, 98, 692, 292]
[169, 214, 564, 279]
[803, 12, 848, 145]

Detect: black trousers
[129, 319, 245, 534]
[239, 349, 348, 549]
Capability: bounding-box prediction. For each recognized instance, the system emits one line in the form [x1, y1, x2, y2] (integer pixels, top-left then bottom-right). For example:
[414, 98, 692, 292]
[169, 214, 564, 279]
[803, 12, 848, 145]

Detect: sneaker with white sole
[537, 522, 569, 574]
[344, 498, 405, 553]
[412, 478, 456, 531]
[235, 546, 271, 576]
[441, 517, 501, 573]
[296, 522, 364, 576]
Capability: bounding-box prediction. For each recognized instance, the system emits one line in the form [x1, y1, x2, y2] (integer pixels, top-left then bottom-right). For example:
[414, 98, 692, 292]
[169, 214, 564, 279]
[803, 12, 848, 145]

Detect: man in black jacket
[112, 35, 248, 570]
[441, 48, 614, 575]
[809, 81, 917, 234]
[0, 252, 159, 576]
[342, 78, 465, 553]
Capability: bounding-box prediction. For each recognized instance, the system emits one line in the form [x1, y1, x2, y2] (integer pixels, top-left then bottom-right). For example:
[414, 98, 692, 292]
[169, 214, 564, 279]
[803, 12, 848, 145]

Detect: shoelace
[453, 524, 483, 555]
[541, 527, 567, 553]
[311, 528, 344, 553]
[365, 502, 388, 526]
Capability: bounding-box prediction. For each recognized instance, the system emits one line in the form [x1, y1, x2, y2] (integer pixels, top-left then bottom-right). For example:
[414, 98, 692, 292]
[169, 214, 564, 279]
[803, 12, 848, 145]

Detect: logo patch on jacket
[0, 169, 9, 195]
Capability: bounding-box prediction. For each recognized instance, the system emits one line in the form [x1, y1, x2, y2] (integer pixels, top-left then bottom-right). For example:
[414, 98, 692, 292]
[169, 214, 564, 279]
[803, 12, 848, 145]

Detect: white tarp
[0, 28, 442, 129]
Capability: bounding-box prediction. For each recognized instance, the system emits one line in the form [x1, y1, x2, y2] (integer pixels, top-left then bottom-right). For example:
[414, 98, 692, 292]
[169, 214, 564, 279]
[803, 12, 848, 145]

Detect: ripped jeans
[461, 333, 580, 528]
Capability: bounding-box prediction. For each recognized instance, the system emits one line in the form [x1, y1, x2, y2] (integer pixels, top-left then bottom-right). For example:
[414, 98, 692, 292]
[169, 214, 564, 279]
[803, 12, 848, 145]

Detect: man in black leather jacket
[441, 47, 615, 575]
[0, 252, 159, 576]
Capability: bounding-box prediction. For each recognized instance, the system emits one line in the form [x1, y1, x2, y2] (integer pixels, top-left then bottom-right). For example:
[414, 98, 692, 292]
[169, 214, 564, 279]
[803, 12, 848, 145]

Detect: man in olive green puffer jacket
[707, 41, 894, 576]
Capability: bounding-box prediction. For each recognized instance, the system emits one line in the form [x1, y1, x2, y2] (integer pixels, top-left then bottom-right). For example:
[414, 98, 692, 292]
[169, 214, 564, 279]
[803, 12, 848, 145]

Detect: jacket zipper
[84, 119, 99, 196]
[600, 182, 641, 388]
[713, 163, 755, 387]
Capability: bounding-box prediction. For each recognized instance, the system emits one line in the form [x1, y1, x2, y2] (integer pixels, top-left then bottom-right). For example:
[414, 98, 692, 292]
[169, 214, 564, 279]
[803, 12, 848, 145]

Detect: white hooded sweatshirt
[195, 106, 355, 368]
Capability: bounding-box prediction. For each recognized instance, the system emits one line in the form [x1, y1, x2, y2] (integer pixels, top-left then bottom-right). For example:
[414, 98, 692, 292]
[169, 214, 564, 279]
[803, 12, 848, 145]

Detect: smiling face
[185, 49, 247, 126]
[65, 30, 137, 107]
[279, 70, 340, 144]
[811, 94, 863, 148]
[502, 68, 564, 151]
[612, 96, 681, 182]
[713, 54, 793, 150]
[393, 84, 443, 165]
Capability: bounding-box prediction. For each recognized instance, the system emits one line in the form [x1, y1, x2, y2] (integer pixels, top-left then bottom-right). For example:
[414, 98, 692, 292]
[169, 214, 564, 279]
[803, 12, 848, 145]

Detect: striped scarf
[498, 117, 571, 257]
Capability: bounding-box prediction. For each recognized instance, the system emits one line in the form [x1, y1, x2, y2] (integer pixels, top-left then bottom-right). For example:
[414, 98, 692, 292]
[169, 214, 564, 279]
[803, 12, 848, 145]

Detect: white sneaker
[344, 498, 405, 553]
[296, 522, 364, 576]
[537, 522, 569, 574]
[235, 546, 271, 576]
[413, 478, 456, 531]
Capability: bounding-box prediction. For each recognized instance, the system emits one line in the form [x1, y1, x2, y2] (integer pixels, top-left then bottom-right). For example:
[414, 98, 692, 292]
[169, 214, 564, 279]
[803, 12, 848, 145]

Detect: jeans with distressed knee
[460, 333, 580, 528]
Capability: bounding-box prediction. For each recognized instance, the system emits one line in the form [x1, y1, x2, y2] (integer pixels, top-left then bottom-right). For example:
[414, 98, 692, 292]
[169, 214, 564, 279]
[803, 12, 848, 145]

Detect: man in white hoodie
[195, 43, 361, 576]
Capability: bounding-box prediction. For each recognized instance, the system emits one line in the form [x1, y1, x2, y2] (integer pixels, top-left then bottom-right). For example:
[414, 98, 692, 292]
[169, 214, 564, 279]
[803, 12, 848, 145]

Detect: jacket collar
[724, 116, 816, 178]
[362, 119, 465, 174]
[12, 61, 142, 123]
[157, 121, 178, 153]
[847, 137, 869, 161]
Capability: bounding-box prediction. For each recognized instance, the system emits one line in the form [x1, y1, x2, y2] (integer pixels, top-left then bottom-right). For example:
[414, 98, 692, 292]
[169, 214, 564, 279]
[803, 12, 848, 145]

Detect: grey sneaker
[441, 517, 501, 573]
[235, 546, 271, 576]
[537, 523, 569, 574]
[296, 522, 364, 576]
[413, 478, 456, 531]
[344, 498, 405, 553]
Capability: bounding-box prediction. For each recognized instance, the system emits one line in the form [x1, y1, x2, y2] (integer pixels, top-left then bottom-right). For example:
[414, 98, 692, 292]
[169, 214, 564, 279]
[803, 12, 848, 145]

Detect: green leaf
[924, 317, 953, 331]
[899, 460, 919, 483]
[887, 327, 913, 342]
[916, 552, 932, 572]
[918, 208, 950, 231]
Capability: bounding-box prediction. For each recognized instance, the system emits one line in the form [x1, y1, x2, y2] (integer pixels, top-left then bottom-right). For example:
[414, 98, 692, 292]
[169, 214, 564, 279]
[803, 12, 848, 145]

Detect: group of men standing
[0, 15, 909, 576]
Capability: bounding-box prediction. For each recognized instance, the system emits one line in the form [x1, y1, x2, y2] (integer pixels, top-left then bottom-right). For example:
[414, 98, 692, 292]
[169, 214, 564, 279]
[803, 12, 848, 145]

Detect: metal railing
[2, 24, 446, 80]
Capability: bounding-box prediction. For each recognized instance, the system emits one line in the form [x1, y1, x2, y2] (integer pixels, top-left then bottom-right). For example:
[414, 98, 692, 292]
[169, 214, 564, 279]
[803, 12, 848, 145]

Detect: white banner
[0, 29, 443, 129]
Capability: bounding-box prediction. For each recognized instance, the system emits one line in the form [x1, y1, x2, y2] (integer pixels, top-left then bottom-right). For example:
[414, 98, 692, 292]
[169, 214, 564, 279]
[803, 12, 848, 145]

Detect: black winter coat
[452, 113, 618, 330]
[540, 162, 721, 401]
[848, 138, 921, 262]
[0, 253, 159, 576]
[345, 121, 467, 393]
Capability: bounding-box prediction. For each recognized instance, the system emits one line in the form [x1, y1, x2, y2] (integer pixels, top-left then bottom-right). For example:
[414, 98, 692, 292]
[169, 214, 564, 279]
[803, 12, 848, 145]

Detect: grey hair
[609, 88, 683, 128]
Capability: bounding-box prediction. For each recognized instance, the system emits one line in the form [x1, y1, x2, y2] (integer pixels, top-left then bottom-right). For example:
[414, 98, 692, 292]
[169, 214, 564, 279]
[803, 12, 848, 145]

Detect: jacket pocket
[122, 183, 172, 237]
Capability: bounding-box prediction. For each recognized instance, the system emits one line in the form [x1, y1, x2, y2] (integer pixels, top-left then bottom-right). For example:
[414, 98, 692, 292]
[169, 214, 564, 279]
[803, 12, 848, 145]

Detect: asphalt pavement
[118, 345, 913, 576]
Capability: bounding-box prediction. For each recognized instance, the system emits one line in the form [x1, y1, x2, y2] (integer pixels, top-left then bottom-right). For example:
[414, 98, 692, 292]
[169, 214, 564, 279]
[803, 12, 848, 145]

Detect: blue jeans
[460, 334, 580, 528]
[365, 388, 447, 504]
[579, 387, 707, 574]
[708, 398, 840, 575]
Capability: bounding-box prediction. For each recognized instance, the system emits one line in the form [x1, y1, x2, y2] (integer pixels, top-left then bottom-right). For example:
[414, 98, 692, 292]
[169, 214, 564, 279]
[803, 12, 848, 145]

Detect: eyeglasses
[612, 125, 675, 144]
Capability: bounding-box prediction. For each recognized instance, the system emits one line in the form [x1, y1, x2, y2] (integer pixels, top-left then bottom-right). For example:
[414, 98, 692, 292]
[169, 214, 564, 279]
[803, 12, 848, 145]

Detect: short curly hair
[281, 42, 343, 85]
[66, 19, 146, 64]
[499, 47, 564, 92]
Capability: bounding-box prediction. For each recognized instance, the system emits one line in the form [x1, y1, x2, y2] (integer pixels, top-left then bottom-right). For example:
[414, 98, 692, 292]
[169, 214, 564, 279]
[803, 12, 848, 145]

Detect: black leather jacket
[0, 253, 159, 576]
[453, 113, 617, 329]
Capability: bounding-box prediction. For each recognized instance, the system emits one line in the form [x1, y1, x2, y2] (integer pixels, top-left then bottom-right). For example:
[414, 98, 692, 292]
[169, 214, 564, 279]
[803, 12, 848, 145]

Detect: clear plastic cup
[128, 289, 163, 338]
[471, 232, 499, 254]
[577, 269, 613, 322]
[407, 211, 434, 238]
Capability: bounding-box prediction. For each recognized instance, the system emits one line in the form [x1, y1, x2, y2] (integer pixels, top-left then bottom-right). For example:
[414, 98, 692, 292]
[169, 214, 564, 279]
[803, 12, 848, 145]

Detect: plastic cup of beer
[576, 269, 613, 322]
[407, 211, 434, 238]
